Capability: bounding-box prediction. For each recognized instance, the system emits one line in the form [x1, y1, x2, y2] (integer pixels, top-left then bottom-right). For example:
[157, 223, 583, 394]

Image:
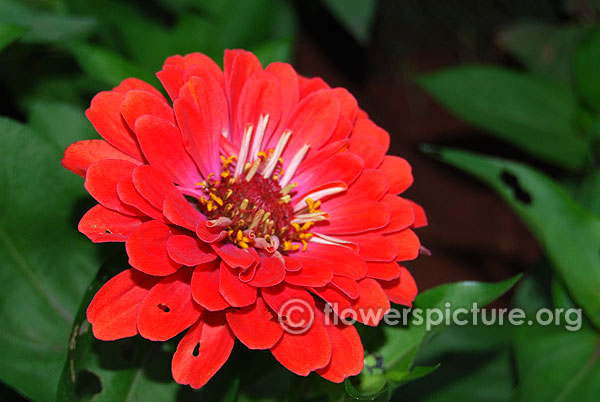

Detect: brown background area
[290, 0, 559, 293]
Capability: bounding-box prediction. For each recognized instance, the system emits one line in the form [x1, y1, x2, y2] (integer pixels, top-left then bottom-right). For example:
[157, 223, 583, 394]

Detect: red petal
[408, 200, 428, 228]
[225, 50, 262, 145]
[196, 221, 228, 243]
[318, 199, 390, 235]
[270, 311, 332, 376]
[331, 276, 360, 299]
[301, 244, 367, 279]
[87, 269, 159, 340]
[380, 195, 415, 233]
[296, 140, 347, 176]
[378, 155, 413, 194]
[79, 204, 147, 243]
[219, 262, 257, 307]
[116, 176, 164, 221]
[132, 164, 183, 210]
[350, 278, 390, 326]
[84, 159, 141, 216]
[126, 221, 182, 276]
[311, 285, 352, 317]
[285, 256, 333, 287]
[137, 267, 203, 341]
[294, 152, 363, 196]
[157, 65, 186, 102]
[366, 261, 401, 281]
[158, 53, 225, 101]
[281, 90, 341, 166]
[348, 119, 389, 169]
[327, 88, 358, 143]
[238, 263, 257, 282]
[167, 235, 216, 266]
[135, 115, 202, 186]
[385, 229, 421, 261]
[174, 74, 227, 177]
[283, 256, 302, 272]
[163, 195, 205, 231]
[339, 233, 397, 262]
[120, 89, 175, 132]
[357, 109, 369, 119]
[379, 266, 418, 307]
[265, 62, 299, 140]
[299, 76, 329, 99]
[328, 117, 353, 145]
[262, 284, 315, 327]
[211, 242, 258, 269]
[184, 64, 226, 92]
[236, 71, 282, 144]
[226, 296, 283, 349]
[85, 91, 144, 160]
[113, 78, 164, 98]
[172, 312, 235, 389]
[248, 256, 285, 287]
[345, 169, 389, 201]
[315, 308, 364, 382]
[192, 261, 230, 311]
[62, 139, 140, 177]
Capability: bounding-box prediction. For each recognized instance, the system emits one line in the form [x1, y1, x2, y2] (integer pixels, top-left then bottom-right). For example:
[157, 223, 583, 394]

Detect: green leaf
[68, 43, 157, 88]
[552, 277, 578, 311]
[434, 147, 600, 328]
[399, 350, 514, 402]
[385, 364, 440, 383]
[577, 168, 600, 219]
[377, 275, 521, 372]
[28, 101, 98, 150]
[496, 21, 587, 84]
[346, 276, 520, 400]
[56, 258, 248, 402]
[55, 261, 182, 402]
[0, 2, 96, 44]
[0, 22, 27, 52]
[419, 66, 588, 171]
[321, 0, 378, 44]
[68, 0, 294, 70]
[0, 117, 98, 401]
[574, 27, 600, 112]
[513, 323, 600, 401]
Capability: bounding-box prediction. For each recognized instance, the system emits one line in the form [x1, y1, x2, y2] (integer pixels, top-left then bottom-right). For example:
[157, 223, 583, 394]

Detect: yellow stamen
[209, 192, 224, 206]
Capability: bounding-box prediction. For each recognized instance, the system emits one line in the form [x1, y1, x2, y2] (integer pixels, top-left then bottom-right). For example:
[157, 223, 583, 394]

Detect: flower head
[62, 49, 427, 388]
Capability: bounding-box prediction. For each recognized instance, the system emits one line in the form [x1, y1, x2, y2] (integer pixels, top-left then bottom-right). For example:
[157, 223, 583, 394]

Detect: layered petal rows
[63, 49, 427, 388]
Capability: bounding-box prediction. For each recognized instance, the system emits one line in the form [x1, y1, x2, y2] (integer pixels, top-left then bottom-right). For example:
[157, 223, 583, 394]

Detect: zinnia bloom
[62, 49, 427, 388]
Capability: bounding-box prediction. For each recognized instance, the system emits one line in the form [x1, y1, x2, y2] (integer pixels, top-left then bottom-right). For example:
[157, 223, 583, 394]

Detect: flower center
[202, 171, 294, 245]
[191, 120, 332, 253]
[195, 151, 324, 253]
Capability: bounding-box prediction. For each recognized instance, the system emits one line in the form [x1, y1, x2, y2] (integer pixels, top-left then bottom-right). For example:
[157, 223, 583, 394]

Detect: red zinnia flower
[62, 49, 427, 388]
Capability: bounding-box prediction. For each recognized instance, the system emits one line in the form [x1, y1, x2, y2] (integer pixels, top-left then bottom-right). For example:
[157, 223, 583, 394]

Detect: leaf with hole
[433, 147, 600, 328]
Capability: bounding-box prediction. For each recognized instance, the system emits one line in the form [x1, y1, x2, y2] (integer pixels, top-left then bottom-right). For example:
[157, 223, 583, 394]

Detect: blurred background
[1, 0, 599, 401]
